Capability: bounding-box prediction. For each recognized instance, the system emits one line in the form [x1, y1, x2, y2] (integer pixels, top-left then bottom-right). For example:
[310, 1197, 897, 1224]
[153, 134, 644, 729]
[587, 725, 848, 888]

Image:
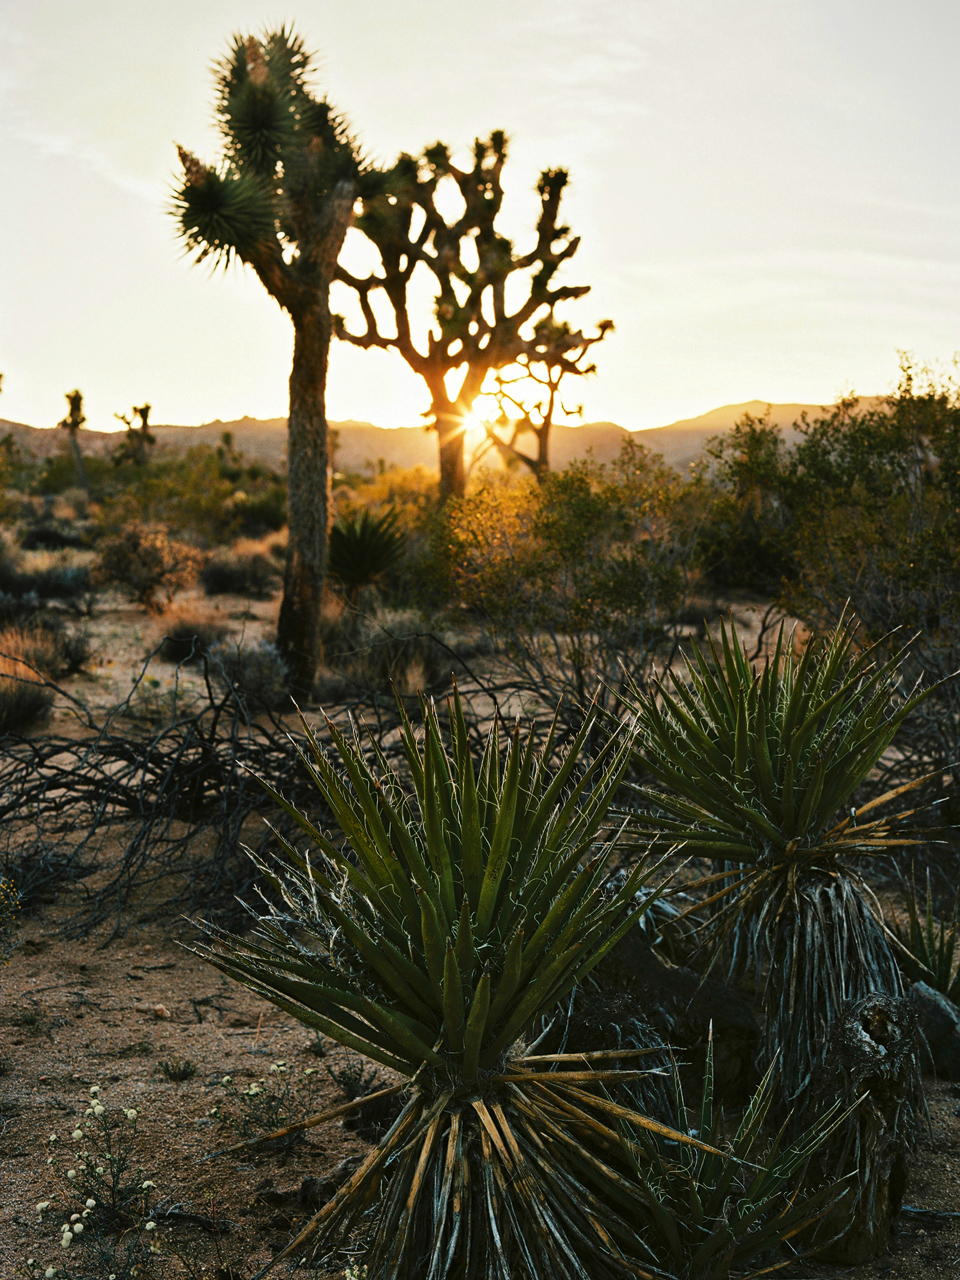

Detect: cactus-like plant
[622, 618, 938, 1260]
[193, 694, 729, 1279]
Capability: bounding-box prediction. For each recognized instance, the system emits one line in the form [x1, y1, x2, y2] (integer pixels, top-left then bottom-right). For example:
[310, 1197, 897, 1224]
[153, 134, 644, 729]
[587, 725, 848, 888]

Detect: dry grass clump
[0, 629, 54, 732]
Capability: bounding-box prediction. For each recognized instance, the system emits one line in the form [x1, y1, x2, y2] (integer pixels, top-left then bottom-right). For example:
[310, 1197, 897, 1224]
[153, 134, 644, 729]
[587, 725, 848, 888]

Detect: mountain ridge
[0, 398, 879, 474]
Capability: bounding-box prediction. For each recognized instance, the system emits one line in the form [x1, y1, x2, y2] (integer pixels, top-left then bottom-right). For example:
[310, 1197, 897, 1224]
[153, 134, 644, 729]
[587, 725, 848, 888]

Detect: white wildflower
[72, 1222, 83, 1235]
[125, 1109, 138, 1121]
[140, 1180, 155, 1189]
[49, 1133, 59, 1143]
[36, 1201, 51, 1213]
[93, 1104, 105, 1117]
[89, 1085, 99, 1095]
[66, 1169, 77, 1180]
[71, 1128, 83, 1141]
[86, 1198, 96, 1208]
[145, 1220, 156, 1231]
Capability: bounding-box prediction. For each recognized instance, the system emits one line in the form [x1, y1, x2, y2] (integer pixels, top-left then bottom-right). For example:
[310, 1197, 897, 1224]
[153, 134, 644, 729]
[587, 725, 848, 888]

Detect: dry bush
[316, 604, 489, 703]
[210, 640, 290, 711]
[201, 544, 279, 598]
[156, 606, 230, 664]
[94, 522, 204, 612]
[0, 635, 54, 733]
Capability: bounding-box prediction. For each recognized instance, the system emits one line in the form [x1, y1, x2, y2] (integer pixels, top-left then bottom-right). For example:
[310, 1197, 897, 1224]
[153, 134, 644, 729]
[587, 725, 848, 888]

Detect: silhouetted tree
[335, 135, 605, 501]
[113, 403, 155, 467]
[172, 27, 362, 694]
[58, 389, 89, 494]
[480, 316, 613, 482]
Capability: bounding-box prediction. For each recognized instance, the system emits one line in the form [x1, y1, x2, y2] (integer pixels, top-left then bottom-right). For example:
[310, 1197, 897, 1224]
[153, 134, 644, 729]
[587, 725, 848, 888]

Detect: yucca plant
[622, 619, 937, 1259]
[887, 868, 960, 1001]
[328, 507, 406, 605]
[193, 693, 725, 1280]
[623, 1039, 847, 1280]
[623, 619, 934, 1104]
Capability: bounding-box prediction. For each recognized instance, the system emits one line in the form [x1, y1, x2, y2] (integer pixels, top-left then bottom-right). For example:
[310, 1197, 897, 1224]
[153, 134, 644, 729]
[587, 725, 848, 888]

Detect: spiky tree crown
[172, 27, 361, 289]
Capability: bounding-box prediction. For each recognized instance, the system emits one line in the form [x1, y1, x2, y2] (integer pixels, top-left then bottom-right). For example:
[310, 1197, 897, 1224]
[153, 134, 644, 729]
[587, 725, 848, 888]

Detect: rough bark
[270, 181, 354, 697]
[436, 410, 467, 505]
[66, 430, 89, 495]
[276, 307, 334, 697]
[809, 993, 922, 1263]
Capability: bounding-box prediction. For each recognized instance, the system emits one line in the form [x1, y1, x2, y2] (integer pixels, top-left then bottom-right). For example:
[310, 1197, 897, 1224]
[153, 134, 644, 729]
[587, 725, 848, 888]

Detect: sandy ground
[0, 590, 958, 1278]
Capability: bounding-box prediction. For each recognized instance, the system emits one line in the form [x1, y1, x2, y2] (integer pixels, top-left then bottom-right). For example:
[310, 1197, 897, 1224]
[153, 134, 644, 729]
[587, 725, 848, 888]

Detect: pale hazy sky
[1, 0, 958, 433]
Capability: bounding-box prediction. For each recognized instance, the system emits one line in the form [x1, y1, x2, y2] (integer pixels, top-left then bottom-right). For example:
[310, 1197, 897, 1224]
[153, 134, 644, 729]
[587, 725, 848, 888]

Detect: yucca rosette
[194, 692, 719, 1279]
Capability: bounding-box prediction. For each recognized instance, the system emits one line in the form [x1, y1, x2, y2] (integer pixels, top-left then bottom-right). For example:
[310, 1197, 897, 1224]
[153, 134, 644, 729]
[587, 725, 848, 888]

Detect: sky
[1, 0, 959, 434]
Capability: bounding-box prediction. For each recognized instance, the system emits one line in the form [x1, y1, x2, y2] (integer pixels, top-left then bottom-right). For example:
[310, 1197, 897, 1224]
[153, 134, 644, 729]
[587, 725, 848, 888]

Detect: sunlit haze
[2, 0, 958, 434]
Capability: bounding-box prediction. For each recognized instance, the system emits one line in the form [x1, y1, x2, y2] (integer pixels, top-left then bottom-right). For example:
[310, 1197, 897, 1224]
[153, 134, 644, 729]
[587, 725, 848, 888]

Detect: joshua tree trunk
[277, 304, 335, 697]
[67, 430, 90, 496]
[436, 409, 467, 504]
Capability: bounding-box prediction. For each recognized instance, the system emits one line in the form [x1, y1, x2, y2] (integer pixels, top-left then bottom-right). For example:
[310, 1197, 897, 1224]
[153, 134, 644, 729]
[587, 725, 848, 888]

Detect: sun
[460, 413, 488, 446]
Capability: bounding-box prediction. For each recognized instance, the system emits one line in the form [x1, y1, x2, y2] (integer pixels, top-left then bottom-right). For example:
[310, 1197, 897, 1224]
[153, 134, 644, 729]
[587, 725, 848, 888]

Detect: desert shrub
[334, 466, 451, 608]
[698, 410, 798, 593]
[210, 640, 290, 711]
[887, 869, 960, 1000]
[624, 619, 930, 1258]
[19, 521, 90, 551]
[449, 439, 702, 736]
[317, 605, 487, 701]
[0, 619, 91, 680]
[625, 1045, 844, 1279]
[0, 646, 54, 732]
[122, 674, 203, 726]
[0, 877, 19, 967]
[95, 522, 203, 612]
[234, 481, 287, 536]
[201, 549, 279, 598]
[327, 506, 406, 603]
[158, 609, 230, 664]
[0, 590, 43, 630]
[96, 440, 287, 545]
[727, 362, 960, 819]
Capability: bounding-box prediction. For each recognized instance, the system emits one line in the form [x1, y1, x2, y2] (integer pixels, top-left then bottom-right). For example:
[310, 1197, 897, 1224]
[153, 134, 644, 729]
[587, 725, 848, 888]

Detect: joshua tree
[172, 27, 361, 694]
[335, 135, 606, 501]
[58, 389, 89, 494]
[113, 403, 155, 467]
[480, 316, 613, 482]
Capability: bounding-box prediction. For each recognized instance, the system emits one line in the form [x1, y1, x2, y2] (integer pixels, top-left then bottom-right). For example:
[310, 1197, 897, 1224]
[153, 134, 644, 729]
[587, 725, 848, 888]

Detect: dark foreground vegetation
[1, 360, 959, 1280]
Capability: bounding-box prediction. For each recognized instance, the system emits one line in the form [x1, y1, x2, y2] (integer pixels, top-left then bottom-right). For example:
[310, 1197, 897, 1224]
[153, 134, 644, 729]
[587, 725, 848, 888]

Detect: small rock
[908, 982, 960, 1081]
[151, 1003, 172, 1020]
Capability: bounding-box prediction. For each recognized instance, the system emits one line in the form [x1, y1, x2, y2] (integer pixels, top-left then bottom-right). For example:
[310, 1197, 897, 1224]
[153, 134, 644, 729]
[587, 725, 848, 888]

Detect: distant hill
[0, 399, 881, 475]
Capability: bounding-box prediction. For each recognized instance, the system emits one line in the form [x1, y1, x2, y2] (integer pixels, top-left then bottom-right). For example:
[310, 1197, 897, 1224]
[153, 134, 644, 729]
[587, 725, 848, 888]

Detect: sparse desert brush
[95, 522, 204, 613]
[201, 545, 279, 598]
[210, 640, 290, 711]
[0, 644, 54, 733]
[156, 606, 230, 664]
[316, 604, 483, 701]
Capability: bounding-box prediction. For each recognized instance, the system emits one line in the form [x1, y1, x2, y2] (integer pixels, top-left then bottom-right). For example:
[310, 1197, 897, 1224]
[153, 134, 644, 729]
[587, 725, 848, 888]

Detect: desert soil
[0, 592, 958, 1278]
